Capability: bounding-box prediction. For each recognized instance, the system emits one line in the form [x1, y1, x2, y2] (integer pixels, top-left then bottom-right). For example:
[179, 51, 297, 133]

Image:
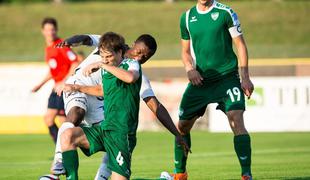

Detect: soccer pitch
[0, 132, 309, 179]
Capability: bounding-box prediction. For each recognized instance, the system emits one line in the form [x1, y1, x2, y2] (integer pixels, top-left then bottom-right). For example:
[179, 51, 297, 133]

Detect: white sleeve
[127, 60, 140, 72]
[87, 34, 101, 47]
[140, 74, 155, 99]
[91, 69, 102, 85]
[228, 11, 242, 38]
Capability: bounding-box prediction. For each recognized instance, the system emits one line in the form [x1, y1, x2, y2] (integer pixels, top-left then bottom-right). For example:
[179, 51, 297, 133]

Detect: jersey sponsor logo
[190, 16, 197, 22]
[48, 58, 57, 69]
[211, 12, 219, 21]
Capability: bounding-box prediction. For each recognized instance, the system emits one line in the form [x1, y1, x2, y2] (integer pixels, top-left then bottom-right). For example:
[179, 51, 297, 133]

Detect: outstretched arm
[63, 84, 103, 97]
[31, 71, 52, 93]
[56, 34, 101, 48]
[144, 96, 191, 154]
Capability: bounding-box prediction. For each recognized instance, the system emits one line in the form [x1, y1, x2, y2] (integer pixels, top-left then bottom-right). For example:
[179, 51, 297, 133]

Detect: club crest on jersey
[190, 16, 197, 22]
[211, 12, 219, 21]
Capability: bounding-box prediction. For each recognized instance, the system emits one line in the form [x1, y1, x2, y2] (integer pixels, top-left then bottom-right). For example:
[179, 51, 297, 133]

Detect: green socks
[174, 134, 191, 173]
[234, 134, 252, 176]
[63, 150, 79, 180]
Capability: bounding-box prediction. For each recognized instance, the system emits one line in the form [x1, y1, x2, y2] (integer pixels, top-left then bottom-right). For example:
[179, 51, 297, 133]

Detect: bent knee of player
[66, 107, 85, 126]
[178, 121, 192, 135]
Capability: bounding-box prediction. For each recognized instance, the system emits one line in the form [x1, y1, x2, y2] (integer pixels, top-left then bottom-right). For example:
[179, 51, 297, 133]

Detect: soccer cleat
[38, 174, 60, 180]
[172, 172, 188, 180]
[50, 161, 65, 175]
[241, 175, 252, 180]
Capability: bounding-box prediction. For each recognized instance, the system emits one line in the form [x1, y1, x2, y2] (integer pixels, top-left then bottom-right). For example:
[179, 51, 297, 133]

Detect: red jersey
[45, 38, 77, 83]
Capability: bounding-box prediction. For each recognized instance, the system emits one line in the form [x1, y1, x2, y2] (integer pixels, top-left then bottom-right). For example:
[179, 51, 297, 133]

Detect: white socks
[94, 154, 112, 180]
[54, 122, 74, 163]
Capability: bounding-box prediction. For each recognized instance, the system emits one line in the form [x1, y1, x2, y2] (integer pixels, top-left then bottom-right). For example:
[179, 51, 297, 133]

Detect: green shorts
[179, 74, 245, 120]
[80, 124, 135, 179]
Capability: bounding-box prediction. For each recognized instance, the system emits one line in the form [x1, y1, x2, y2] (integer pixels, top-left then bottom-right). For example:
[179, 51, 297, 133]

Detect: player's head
[198, 0, 213, 6]
[98, 32, 126, 66]
[129, 34, 157, 64]
[41, 17, 58, 41]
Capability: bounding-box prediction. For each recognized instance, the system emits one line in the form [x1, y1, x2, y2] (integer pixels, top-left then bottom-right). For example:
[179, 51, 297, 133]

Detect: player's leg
[218, 75, 252, 178]
[95, 134, 136, 180]
[46, 91, 65, 143]
[226, 110, 252, 178]
[111, 172, 127, 180]
[52, 91, 87, 174]
[174, 83, 208, 179]
[95, 154, 111, 180]
[104, 130, 132, 180]
[61, 127, 90, 180]
[44, 108, 59, 144]
[52, 107, 85, 174]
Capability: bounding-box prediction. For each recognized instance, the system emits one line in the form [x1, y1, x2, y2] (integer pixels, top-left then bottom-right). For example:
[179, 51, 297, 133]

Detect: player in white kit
[40, 34, 189, 180]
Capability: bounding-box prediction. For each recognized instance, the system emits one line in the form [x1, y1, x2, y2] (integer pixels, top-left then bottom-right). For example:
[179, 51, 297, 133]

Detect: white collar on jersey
[196, 0, 216, 14]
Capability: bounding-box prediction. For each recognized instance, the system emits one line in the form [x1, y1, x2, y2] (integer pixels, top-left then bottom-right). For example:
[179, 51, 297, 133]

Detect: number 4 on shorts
[116, 151, 124, 166]
[227, 87, 241, 102]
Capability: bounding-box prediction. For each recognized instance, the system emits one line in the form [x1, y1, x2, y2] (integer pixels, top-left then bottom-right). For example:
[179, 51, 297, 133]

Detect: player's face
[198, 0, 212, 6]
[130, 42, 151, 64]
[99, 48, 122, 66]
[41, 23, 57, 41]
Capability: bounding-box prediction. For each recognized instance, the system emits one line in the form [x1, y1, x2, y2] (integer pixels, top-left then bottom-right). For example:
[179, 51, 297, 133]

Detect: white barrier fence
[0, 65, 309, 132]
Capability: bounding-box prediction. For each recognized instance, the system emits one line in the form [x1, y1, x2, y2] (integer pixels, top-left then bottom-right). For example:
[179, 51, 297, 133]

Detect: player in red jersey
[32, 17, 79, 144]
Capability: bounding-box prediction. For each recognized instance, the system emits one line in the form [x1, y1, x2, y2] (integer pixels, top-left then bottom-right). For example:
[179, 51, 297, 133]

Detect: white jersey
[64, 34, 155, 124]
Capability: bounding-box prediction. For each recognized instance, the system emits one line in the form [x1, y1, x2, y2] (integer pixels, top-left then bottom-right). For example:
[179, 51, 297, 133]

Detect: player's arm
[84, 61, 140, 84]
[31, 71, 52, 92]
[144, 96, 190, 154]
[180, 13, 203, 86]
[140, 75, 191, 154]
[56, 34, 100, 48]
[226, 9, 254, 98]
[63, 84, 103, 97]
[233, 36, 254, 98]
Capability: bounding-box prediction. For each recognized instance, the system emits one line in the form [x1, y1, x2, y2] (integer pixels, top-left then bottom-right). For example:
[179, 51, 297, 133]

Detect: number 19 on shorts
[227, 87, 241, 102]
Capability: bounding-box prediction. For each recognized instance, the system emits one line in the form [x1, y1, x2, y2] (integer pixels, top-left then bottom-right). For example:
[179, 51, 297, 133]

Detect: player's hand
[241, 78, 254, 99]
[54, 82, 65, 96]
[31, 84, 42, 93]
[187, 69, 203, 86]
[55, 41, 70, 48]
[176, 135, 192, 157]
[83, 62, 101, 77]
[63, 84, 79, 95]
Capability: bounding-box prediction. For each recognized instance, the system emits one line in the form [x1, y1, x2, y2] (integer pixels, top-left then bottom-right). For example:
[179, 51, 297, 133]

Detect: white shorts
[63, 91, 104, 125]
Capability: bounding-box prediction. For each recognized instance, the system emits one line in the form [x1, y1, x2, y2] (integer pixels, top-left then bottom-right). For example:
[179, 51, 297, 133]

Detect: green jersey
[180, 1, 243, 82]
[101, 59, 142, 134]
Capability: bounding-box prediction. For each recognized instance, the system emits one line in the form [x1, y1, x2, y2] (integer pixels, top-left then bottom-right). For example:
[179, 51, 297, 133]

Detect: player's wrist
[185, 66, 194, 73]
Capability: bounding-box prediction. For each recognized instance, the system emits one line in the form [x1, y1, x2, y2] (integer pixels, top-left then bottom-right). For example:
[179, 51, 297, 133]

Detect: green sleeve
[180, 12, 190, 40]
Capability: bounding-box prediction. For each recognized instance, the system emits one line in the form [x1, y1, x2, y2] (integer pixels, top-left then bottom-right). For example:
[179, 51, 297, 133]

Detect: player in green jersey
[172, 0, 254, 180]
[59, 32, 189, 180]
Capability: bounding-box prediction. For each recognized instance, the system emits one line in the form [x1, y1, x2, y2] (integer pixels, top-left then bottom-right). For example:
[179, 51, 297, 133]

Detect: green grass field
[0, 0, 310, 61]
[0, 131, 310, 179]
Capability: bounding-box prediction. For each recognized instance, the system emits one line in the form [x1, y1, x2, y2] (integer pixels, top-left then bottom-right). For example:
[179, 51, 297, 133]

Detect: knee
[66, 107, 85, 126]
[178, 122, 191, 135]
[227, 111, 247, 134]
[227, 111, 242, 123]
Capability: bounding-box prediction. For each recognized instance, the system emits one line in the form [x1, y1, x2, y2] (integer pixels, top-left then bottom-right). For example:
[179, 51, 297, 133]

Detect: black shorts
[47, 91, 65, 116]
